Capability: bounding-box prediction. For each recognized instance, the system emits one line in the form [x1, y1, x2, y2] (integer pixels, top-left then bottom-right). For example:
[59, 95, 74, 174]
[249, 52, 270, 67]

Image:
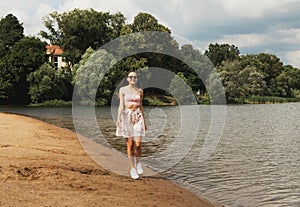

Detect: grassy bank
[228, 96, 300, 104]
[27, 95, 300, 107]
[29, 99, 72, 107]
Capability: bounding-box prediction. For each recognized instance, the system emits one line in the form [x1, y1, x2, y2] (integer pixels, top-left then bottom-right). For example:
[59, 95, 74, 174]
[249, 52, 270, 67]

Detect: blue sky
[1, 0, 300, 68]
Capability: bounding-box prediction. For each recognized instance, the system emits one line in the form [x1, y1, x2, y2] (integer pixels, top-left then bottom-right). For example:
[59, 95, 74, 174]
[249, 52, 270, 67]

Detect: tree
[28, 63, 72, 103]
[240, 53, 285, 96]
[180, 44, 210, 94]
[217, 60, 245, 99]
[168, 72, 196, 105]
[283, 65, 300, 90]
[73, 47, 145, 105]
[217, 60, 266, 100]
[0, 58, 13, 101]
[110, 12, 176, 97]
[73, 49, 117, 105]
[0, 14, 24, 57]
[254, 53, 284, 87]
[40, 9, 125, 66]
[3, 36, 47, 104]
[130, 12, 171, 33]
[239, 65, 267, 96]
[205, 43, 240, 67]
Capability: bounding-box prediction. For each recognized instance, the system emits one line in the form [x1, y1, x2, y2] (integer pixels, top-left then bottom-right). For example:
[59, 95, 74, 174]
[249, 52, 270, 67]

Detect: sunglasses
[128, 76, 138, 80]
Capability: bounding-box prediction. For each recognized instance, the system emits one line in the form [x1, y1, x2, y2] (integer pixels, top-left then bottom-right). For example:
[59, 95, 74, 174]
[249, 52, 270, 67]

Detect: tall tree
[130, 12, 171, 33]
[0, 58, 13, 102]
[3, 37, 47, 104]
[256, 53, 284, 84]
[240, 53, 285, 96]
[217, 60, 266, 100]
[205, 43, 240, 67]
[283, 65, 300, 90]
[73, 49, 117, 105]
[239, 65, 267, 96]
[40, 9, 125, 66]
[217, 60, 245, 99]
[0, 14, 24, 57]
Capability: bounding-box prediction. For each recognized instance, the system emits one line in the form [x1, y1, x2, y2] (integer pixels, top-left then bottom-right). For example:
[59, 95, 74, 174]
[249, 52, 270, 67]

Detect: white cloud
[283, 50, 300, 68]
[0, 1, 57, 36]
[220, 0, 291, 18]
[212, 27, 300, 50]
[276, 28, 300, 44]
[56, 0, 140, 22]
[215, 33, 268, 48]
[22, 3, 56, 36]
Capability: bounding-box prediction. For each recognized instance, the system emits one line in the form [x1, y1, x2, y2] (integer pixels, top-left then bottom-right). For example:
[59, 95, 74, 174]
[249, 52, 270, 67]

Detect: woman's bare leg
[126, 138, 135, 169]
[134, 136, 142, 164]
[134, 136, 143, 175]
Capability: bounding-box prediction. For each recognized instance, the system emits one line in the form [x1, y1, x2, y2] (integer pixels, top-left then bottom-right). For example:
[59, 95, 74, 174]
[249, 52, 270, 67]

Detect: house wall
[48, 56, 66, 69]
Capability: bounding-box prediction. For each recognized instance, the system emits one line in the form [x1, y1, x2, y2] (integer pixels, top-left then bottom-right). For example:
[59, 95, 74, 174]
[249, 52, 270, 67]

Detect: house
[46, 45, 67, 69]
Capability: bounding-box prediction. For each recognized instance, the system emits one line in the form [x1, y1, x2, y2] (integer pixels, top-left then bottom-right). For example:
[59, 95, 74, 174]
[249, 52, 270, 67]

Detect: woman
[116, 71, 146, 179]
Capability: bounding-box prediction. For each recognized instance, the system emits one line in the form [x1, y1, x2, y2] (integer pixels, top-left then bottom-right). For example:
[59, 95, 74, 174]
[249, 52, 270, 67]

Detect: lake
[1, 103, 299, 207]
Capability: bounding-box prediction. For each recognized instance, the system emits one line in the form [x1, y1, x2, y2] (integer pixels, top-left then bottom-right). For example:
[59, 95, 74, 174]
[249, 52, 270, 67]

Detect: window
[54, 56, 59, 69]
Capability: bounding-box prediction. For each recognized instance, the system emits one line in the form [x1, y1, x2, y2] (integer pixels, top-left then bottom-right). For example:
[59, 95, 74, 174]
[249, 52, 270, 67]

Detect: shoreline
[0, 112, 222, 207]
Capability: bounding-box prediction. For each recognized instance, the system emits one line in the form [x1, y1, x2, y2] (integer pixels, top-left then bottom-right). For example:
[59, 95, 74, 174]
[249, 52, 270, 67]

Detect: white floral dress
[116, 93, 146, 138]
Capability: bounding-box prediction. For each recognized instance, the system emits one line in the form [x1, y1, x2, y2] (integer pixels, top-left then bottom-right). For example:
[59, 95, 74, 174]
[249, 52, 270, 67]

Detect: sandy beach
[0, 112, 221, 207]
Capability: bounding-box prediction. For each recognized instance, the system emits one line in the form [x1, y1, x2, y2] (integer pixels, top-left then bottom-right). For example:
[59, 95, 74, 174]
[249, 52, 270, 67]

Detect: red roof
[46, 45, 63, 55]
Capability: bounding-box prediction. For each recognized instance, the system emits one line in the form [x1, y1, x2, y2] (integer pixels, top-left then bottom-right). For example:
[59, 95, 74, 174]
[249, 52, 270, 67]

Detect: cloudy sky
[1, 0, 300, 67]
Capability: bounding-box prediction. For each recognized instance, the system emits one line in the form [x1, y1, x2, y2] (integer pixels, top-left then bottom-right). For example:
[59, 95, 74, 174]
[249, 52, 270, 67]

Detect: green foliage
[283, 65, 300, 92]
[0, 58, 13, 101]
[239, 65, 267, 96]
[40, 9, 126, 65]
[130, 12, 171, 33]
[217, 60, 267, 100]
[28, 63, 72, 103]
[29, 99, 72, 107]
[0, 14, 24, 103]
[0, 36, 47, 104]
[0, 14, 24, 57]
[180, 44, 212, 94]
[239, 54, 298, 97]
[73, 49, 117, 105]
[231, 96, 300, 104]
[168, 72, 197, 105]
[256, 53, 283, 83]
[205, 43, 240, 67]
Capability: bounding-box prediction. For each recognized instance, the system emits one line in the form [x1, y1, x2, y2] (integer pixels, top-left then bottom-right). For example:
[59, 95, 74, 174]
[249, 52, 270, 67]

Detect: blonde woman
[116, 71, 146, 179]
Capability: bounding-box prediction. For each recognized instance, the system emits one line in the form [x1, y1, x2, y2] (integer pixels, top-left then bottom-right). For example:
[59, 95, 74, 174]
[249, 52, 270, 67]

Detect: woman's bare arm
[139, 89, 147, 130]
[117, 87, 125, 125]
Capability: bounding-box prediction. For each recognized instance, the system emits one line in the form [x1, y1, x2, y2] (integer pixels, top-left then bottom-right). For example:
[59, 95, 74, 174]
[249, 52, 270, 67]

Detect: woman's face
[127, 72, 138, 85]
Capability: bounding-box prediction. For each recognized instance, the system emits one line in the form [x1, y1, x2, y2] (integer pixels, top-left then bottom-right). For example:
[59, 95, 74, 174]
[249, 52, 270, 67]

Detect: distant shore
[0, 112, 222, 207]
[25, 93, 300, 107]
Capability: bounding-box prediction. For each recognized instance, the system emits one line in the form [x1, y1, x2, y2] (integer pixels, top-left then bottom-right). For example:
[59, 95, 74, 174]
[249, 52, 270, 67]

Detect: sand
[0, 112, 222, 207]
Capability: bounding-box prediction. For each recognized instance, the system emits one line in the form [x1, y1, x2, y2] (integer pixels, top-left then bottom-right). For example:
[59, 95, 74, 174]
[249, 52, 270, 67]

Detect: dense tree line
[0, 9, 299, 105]
[205, 44, 300, 102]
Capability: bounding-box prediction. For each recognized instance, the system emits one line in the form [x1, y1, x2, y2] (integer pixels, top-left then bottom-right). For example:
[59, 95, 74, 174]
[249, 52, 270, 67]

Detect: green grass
[229, 96, 300, 104]
[29, 99, 72, 107]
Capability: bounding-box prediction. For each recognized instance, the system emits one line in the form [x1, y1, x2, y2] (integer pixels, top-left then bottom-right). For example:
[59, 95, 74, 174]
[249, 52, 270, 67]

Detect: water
[1, 103, 299, 207]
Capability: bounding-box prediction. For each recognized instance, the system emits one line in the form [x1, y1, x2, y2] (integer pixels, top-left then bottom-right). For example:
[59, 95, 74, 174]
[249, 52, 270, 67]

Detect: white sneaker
[136, 163, 143, 175]
[130, 168, 139, 180]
